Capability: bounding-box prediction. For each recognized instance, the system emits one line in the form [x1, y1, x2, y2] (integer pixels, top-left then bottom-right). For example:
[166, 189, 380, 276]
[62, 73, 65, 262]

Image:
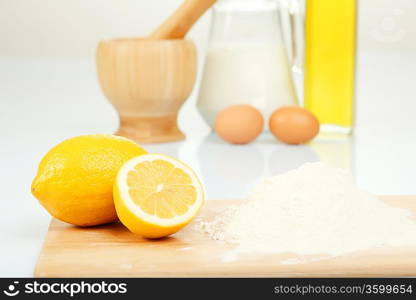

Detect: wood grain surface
[96, 39, 197, 143]
[35, 196, 416, 278]
[150, 0, 217, 39]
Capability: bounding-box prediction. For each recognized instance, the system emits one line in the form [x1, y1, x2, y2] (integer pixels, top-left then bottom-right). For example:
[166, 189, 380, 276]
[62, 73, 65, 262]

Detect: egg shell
[215, 105, 264, 144]
[269, 106, 320, 145]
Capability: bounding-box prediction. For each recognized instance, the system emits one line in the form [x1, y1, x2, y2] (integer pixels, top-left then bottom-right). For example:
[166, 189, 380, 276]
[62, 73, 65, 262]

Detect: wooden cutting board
[35, 196, 416, 278]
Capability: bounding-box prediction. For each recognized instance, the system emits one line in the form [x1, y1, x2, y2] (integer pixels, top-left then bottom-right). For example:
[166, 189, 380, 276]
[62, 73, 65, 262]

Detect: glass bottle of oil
[304, 0, 357, 134]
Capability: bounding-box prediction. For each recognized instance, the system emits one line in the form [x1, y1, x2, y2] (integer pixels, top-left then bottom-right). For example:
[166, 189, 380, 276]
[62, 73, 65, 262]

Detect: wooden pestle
[96, 0, 216, 143]
[150, 0, 217, 39]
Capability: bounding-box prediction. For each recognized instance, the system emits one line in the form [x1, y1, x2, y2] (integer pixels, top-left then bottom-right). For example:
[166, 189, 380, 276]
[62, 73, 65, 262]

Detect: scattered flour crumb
[195, 162, 416, 257]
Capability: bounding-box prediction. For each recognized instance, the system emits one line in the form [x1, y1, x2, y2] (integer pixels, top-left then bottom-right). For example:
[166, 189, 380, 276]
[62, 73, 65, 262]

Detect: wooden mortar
[97, 38, 196, 143]
[96, 0, 215, 143]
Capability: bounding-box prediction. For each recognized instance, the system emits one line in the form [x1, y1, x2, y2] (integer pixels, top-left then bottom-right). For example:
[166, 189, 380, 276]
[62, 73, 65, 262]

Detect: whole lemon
[31, 134, 147, 226]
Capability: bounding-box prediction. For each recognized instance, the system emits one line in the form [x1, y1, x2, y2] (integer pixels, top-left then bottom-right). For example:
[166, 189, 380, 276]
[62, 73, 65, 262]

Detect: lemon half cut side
[114, 154, 205, 238]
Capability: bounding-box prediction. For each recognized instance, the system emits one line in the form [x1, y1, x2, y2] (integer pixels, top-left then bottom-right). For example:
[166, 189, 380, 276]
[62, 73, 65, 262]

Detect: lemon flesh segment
[114, 154, 204, 238]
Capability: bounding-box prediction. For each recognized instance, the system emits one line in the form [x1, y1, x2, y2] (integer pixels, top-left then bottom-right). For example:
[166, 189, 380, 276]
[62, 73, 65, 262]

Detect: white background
[1, 0, 416, 277]
[1, 0, 416, 58]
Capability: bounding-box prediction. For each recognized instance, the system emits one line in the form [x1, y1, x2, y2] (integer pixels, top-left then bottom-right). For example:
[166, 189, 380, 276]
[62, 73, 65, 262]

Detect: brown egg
[215, 105, 264, 144]
[269, 106, 320, 145]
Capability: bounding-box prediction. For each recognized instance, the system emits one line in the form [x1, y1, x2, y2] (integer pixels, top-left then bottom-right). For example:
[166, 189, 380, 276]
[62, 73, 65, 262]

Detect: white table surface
[1, 51, 415, 277]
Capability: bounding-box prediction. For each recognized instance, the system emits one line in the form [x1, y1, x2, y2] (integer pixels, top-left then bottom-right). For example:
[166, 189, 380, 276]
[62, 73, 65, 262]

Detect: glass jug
[197, 0, 302, 129]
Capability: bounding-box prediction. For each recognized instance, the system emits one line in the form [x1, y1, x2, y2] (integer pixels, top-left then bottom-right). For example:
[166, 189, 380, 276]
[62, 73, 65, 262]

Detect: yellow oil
[304, 0, 356, 133]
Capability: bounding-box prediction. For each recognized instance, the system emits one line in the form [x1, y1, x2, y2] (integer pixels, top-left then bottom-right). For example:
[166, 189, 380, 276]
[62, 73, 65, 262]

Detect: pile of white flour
[196, 163, 416, 256]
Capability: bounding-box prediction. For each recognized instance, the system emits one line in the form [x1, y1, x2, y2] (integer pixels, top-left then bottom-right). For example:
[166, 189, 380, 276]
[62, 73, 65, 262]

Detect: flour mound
[196, 162, 416, 255]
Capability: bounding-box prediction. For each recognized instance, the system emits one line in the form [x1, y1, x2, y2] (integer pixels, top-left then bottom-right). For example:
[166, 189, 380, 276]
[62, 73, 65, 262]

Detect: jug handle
[279, 0, 304, 74]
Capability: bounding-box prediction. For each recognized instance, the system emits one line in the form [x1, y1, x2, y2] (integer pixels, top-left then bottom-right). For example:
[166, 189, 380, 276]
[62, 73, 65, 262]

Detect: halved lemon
[114, 154, 204, 238]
